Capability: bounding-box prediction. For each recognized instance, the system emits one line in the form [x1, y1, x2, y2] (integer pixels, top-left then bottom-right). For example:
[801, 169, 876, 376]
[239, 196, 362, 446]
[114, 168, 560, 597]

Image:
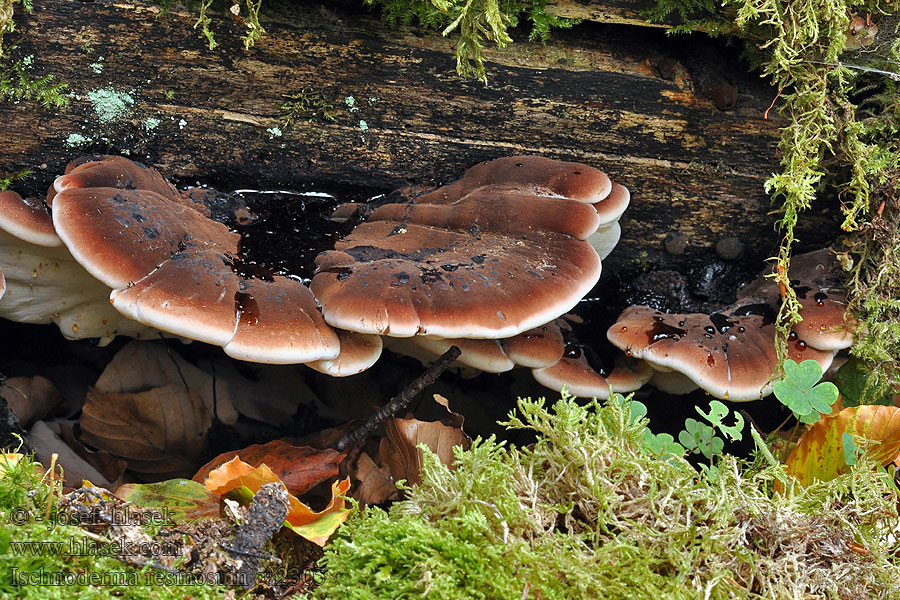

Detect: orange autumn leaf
[203, 456, 351, 546]
[193, 440, 345, 496]
[203, 456, 260, 495]
[284, 478, 352, 546]
[781, 405, 900, 490]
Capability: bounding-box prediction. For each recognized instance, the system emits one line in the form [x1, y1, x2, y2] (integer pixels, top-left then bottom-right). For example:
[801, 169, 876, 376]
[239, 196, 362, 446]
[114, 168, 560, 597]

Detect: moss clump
[277, 90, 338, 127]
[0, 51, 68, 108]
[0, 454, 230, 600]
[0, 0, 30, 57]
[316, 393, 900, 599]
[364, 0, 578, 82]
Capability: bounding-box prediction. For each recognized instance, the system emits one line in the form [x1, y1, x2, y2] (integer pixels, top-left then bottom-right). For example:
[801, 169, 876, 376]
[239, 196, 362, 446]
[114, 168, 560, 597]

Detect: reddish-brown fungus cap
[310, 156, 610, 339]
[418, 155, 613, 206]
[52, 187, 238, 289]
[502, 321, 566, 368]
[49, 155, 182, 205]
[592, 182, 630, 228]
[224, 276, 340, 363]
[50, 156, 340, 364]
[607, 305, 834, 401]
[109, 249, 244, 346]
[308, 330, 382, 376]
[0, 191, 61, 247]
[532, 351, 652, 399]
[311, 219, 601, 338]
[740, 249, 852, 351]
[368, 186, 602, 241]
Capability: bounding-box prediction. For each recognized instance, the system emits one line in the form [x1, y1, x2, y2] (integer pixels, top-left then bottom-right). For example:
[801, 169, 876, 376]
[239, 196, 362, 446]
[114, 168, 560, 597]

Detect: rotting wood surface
[0, 0, 841, 276]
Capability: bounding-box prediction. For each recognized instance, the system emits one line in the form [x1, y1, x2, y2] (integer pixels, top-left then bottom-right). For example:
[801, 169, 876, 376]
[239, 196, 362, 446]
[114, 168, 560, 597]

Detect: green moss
[316, 392, 900, 599]
[364, 0, 579, 82]
[0, 168, 28, 190]
[0, 455, 229, 600]
[0, 51, 68, 108]
[0, 0, 30, 57]
[277, 91, 338, 126]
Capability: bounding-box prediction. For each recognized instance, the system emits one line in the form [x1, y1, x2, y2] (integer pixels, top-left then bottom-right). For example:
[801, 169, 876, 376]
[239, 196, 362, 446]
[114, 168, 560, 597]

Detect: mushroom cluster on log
[604, 250, 853, 401]
[0, 154, 629, 383]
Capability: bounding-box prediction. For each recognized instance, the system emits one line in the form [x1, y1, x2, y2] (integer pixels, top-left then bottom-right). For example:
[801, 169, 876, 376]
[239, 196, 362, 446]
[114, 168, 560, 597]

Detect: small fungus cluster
[604, 249, 852, 401]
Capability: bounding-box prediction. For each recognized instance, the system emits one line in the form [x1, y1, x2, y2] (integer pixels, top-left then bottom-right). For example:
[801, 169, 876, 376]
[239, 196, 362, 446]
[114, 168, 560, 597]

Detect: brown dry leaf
[379, 394, 470, 486]
[59, 423, 127, 488]
[96, 340, 237, 425]
[1, 376, 60, 427]
[782, 405, 900, 490]
[79, 385, 212, 478]
[353, 451, 397, 505]
[201, 359, 317, 426]
[193, 440, 345, 496]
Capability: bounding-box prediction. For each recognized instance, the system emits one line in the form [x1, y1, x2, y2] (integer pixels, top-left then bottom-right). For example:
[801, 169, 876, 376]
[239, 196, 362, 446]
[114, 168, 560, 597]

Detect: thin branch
[330, 345, 461, 452]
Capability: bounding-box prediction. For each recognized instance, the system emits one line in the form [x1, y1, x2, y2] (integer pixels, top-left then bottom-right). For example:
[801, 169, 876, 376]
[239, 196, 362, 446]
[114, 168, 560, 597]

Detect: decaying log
[545, 0, 671, 28]
[0, 0, 842, 279]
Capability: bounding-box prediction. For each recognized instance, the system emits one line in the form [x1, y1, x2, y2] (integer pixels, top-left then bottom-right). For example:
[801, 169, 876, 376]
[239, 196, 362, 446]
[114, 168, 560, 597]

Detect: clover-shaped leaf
[642, 431, 685, 458]
[695, 400, 744, 441]
[679, 418, 723, 459]
[629, 399, 648, 424]
[773, 359, 839, 424]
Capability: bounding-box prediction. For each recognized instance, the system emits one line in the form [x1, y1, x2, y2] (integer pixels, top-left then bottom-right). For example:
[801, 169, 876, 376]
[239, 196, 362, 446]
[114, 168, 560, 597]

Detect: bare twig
[330, 346, 461, 452]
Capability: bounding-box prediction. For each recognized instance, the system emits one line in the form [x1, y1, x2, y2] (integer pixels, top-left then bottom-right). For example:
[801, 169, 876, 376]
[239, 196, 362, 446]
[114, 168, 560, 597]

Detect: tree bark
[0, 0, 840, 277]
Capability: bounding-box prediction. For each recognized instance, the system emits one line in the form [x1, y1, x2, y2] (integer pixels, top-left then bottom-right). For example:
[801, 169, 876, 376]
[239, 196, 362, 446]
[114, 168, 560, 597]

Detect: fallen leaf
[283, 479, 352, 546]
[782, 405, 900, 489]
[117, 479, 221, 522]
[201, 359, 316, 426]
[80, 385, 212, 478]
[379, 395, 470, 486]
[193, 440, 344, 496]
[352, 451, 397, 505]
[59, 423, 127, 488]
[203, 457, 351, 546]
[96, 340, 238, 425]
[1, 376, 60, 427]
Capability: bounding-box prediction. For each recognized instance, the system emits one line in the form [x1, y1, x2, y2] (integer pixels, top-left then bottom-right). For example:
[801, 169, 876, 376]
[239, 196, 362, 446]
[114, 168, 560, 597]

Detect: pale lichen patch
[85, 87, 134, 123]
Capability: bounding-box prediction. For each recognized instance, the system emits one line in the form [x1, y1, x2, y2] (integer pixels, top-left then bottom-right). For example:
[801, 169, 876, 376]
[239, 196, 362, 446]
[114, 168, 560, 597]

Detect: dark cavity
[214, 190, 360, 281]
[729, 302, 775, 326]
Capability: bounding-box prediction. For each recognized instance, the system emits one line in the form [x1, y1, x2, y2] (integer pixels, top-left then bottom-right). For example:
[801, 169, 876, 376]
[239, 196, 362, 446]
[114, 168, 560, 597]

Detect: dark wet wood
[0, 0, 840, 277]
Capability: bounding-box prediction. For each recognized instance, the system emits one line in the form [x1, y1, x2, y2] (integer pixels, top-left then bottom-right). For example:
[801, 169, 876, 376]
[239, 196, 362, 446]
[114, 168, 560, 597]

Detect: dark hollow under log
[0, 0, 843, 283]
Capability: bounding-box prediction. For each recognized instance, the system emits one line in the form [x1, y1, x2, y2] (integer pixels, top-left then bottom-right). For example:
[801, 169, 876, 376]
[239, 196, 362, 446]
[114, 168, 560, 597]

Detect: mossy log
[0, 0, 841, 278]
[544, 0, 671, 27]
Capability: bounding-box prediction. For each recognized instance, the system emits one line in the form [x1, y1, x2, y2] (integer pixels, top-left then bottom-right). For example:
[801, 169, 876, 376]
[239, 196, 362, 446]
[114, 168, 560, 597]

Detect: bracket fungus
[606, 250, 851, 401]
[0, 189, 157, 343]
[1, 154, 625, 378]
[310, 155, 622, 339]
[531, 344, 654, 399]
